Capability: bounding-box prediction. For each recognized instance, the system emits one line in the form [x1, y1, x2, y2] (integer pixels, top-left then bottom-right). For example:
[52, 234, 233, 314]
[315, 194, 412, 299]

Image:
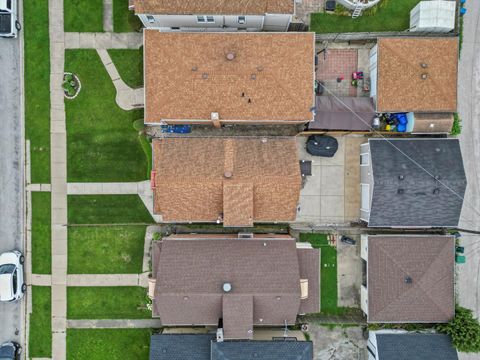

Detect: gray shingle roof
[149, 334, 214, 360]
[375, 333, 458, 360]
[211, 340, 313, 360]
[368, 139, 466, 227]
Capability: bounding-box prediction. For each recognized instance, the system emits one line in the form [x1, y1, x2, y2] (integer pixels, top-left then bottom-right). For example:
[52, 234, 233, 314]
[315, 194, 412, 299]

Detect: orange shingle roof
[144, 31, 315, 124]
[153, 137, 301, 226]
[376, 38, 458, 112]
[134, 0, 294, 15]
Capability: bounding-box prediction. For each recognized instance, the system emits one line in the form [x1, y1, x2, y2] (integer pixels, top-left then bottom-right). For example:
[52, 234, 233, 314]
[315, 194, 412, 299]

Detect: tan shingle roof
[134, 0, 294, 15]
[153, 137, 301, 226]
[376, 38, 458, 112]
[367, 235, 455, 323]
[144, 31, 315, 124]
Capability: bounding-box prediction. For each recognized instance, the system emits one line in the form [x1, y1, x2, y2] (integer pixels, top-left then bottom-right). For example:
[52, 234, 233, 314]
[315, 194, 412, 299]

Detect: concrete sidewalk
[64, 32, 142, 49]
[67, 273, 149, 288]
[67, 182, 140, 195]
[67, 319, 161, 329]
[96, 49, 144, 110]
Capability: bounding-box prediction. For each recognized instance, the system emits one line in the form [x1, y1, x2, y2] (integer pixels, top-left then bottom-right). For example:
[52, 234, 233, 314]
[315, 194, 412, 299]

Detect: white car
[0, 0, 19, 38]
[0, 251, 25, 302]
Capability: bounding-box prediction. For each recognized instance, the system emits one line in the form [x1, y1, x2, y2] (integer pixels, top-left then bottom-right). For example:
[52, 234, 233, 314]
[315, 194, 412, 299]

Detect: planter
[63, 72, 82, 99]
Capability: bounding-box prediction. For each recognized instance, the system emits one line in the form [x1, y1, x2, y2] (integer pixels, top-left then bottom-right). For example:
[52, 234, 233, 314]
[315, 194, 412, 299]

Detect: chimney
[211, 112, 221, 128]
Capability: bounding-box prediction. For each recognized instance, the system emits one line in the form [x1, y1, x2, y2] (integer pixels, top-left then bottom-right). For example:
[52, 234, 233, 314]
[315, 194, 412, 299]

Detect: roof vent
[238, 233, 254, 239]
[251, 74, 256, 80]
[224, 171, 232, 179]
[421, 73, 428, 80]
[257, 66, 263, 72]
[397, 188, 404, 195]
[226, 52, 236, 61]
[420, 62, 428, 68]
[191, 66, 198, 72]
[202, 73, 209, 79]
[223, 283, 232, 293]
[433, 187, 441, 195]
[398, 175, 404, 180]
[434, 175, 441, 180]
[404, 276, 413, 284]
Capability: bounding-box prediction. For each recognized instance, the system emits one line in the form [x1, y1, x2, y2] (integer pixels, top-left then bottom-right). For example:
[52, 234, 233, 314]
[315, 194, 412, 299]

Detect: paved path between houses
[64, 32, 142, 49]
[103, 0, 113, 32]
[67, 273, 150, 288]
[67, 319, 162, 329]
[96, 49, 144, 110]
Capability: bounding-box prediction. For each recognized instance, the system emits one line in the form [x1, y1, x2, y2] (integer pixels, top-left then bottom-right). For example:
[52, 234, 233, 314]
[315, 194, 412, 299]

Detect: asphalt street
[0, 34, 24, 346]
[457, 0, 480, 359]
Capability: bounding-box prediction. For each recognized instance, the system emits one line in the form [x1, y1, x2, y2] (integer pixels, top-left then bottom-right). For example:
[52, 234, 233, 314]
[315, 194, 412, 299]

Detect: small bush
[132, 118, 145, 132]
[334, 4, 351, 16]
[152, 232, 161, 241]
[436, 306, 480, 353]
[451, 113, 461, 135]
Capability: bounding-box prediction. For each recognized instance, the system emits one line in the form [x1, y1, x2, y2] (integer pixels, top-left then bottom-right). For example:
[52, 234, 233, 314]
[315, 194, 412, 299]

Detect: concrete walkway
[49, 0, 68, 357]
[96, 49, 144, 110]
[67, 319, 162, 329]
[103, 0, 113, 32]
[67, 273, 149, 288]
[27, 184, 51, 192]
[67, 182, 140, 195]
[64, 32, 142, 49]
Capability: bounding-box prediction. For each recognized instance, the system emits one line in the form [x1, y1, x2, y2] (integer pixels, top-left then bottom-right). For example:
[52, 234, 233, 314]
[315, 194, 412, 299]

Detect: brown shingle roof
[367, 235, 455, 323]
[297, 249, 320, 314]
[376, 38, 458, 112]
[223, 294, 254, 340]
[152, 235, 307, 329]
[412, 113, 454, 133]
[144, 31, 315, 124]
[134, 0, 294, 15]
[153, 137, 301, 226]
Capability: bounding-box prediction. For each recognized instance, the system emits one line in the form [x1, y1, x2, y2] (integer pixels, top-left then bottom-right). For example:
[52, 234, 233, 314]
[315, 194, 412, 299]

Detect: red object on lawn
[150, 170, 156, 189]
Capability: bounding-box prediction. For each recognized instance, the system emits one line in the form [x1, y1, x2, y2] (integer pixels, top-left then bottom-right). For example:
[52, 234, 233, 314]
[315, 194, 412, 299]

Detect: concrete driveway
[457, 1, 480, 359]
[296, 135, 363, 226]
[0, 34, 25, 346]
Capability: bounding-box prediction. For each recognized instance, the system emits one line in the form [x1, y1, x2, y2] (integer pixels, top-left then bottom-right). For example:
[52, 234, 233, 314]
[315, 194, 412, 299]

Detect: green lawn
[108, 48, 144, 88]
[68, 195, 153, 224]
[24, 0, 50, 184]
[64, 0, 104, 32]
[300, 233, 345, 315]
[67, 287, 151, 319]
[31, 192, 51, 274]
[310, 0, 422, 33]
[68, 226, 146, 274]
[67, 329, 150, 360]
[29, 286, 52, 358]
[113, 0, 143, 32]
[65, 50, 147, 182]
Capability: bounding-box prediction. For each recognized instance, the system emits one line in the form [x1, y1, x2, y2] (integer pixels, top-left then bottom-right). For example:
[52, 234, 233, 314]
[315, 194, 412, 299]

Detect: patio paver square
[320, 165, 345, 196]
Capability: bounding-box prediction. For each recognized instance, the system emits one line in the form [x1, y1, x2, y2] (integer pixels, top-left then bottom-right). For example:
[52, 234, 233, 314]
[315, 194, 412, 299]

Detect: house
[130, 0, 295, 32]
[152, 137, 301, 227]
[360, 235, 455, 323]
[150, 234, 320, 338]
[360, 138, 466, 228]
[143, 30, 315, 126]
[370, 37, 458, 113]
[367, 331, 458, 360]
[149, 334, 313, 360]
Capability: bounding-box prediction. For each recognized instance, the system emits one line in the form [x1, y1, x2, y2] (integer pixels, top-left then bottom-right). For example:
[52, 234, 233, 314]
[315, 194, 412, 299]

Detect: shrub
[152, 232, 161, 241]
[436, 306, 480, 353]
[132, 118, 145, 132]
[334, 4, 351, 16]
[451, 113, 461, 135]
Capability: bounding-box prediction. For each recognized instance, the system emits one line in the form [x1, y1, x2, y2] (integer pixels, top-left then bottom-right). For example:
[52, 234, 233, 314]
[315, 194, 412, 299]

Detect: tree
[436, 306, 480, 353]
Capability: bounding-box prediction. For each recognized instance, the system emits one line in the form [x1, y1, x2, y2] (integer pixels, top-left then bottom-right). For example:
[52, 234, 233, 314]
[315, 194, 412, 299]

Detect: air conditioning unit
[238, 233, 254, 239]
